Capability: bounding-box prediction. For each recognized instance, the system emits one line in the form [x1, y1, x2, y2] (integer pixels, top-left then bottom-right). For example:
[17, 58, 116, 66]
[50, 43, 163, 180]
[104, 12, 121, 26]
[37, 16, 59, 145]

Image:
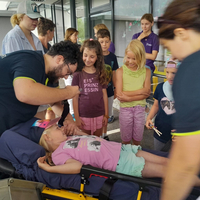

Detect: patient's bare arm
[37, 156, 82, 174]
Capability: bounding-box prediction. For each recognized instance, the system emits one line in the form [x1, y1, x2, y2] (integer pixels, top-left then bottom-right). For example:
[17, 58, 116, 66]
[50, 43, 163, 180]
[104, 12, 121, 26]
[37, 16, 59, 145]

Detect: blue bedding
[0, 118, 198, 200]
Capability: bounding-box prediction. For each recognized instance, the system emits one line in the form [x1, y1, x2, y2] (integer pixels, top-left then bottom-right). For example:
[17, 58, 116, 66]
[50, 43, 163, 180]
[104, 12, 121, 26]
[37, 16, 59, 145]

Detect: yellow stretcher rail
[42, 186, 98, 200]
[41, 164, 151, 200]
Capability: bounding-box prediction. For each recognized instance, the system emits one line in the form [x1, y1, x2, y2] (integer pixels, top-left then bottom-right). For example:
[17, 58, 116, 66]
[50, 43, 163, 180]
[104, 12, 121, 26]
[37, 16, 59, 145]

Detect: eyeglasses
[157, 17, 180, 29]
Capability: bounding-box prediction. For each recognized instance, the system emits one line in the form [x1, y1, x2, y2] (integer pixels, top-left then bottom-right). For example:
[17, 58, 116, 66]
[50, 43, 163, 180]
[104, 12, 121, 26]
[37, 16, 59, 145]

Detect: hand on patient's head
[63, 120, 87, 136]
[63, 119, 77, 136]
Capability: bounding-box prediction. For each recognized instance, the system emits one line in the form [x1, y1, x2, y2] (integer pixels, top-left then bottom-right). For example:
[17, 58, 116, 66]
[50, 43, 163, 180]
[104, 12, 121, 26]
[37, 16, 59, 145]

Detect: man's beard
[47, 70, 59, 84]
[47, 63, 65, 84]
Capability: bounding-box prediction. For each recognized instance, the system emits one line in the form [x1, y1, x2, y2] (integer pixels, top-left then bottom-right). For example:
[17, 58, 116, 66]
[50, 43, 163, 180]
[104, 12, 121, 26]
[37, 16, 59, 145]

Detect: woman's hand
[37, 156, 51, 172]
[102, 116, 108, 127]
[137, 32, 150, 41]
[146, 119, 154, 129]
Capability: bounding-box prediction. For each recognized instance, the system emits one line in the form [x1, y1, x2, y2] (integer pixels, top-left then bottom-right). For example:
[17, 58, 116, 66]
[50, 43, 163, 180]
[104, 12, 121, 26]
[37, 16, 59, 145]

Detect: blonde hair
[39, 128, 52, 152]
[94, 24, 108, 32]
[39, 127, 55, 166]
[10, 13, 25, 27]
[124, 40, 146, 70]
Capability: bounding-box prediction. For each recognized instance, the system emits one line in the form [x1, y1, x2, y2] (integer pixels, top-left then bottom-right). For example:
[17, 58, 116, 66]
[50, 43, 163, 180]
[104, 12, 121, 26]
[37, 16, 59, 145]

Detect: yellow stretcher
[41, 165, 162, 200]
[0, 157, 162, 200]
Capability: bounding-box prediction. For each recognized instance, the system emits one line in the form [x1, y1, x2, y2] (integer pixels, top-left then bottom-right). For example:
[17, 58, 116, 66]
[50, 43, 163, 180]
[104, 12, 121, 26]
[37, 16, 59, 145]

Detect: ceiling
[0, 0, 59, 11]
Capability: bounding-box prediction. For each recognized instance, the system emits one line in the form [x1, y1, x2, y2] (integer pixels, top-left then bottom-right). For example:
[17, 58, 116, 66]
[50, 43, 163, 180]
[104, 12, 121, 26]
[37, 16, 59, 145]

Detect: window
[54, 0, 65, 42]
[115, 0, 149, 18]
[91, 0, 110, 8]
[153, 0, 173, 17]
[76, 0, 89, 44]
[63, 0, 71, 36]
[91, 11, 112, 39]
[114, 0, 149, 62]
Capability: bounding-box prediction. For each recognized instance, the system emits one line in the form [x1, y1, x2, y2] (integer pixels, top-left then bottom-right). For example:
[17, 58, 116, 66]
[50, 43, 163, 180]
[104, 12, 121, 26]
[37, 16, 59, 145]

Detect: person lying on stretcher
[37, 121, 200, 186]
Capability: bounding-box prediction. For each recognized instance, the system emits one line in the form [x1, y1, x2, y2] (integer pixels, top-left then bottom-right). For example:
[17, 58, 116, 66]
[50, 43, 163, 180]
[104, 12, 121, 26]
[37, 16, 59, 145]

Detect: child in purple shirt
[132, 13, 159, 73]
[72, 39, 108, 137]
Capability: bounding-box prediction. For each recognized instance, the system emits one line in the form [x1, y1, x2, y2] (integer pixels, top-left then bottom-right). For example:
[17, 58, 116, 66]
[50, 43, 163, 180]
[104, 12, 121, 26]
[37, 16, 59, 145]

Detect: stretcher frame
[0, 158, 200, 200]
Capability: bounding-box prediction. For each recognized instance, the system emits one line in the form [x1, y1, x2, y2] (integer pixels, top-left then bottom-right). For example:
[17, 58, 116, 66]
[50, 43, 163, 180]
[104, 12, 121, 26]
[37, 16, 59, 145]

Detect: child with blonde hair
[116, 39, 151, 145]
[37, 120, 200, 186]
[72, 39, 108, 137]
[38, 122, 169, 179]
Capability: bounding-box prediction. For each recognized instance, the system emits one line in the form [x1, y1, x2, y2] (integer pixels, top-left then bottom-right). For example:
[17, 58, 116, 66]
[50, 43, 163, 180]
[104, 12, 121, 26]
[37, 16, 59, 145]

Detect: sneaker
[108, 116, 115, 123]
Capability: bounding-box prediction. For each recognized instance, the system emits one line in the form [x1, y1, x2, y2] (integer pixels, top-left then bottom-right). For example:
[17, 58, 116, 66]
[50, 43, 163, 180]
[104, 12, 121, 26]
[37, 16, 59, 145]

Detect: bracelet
[104, 115, 109, 119]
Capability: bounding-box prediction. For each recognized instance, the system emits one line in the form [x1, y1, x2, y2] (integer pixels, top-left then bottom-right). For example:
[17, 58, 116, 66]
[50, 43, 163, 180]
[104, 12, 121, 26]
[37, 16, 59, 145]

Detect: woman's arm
[2, 36, 23, 55]
[37, 157, 82, 174]
[161, 134, 200, 200]
[146, 99, 159, 129]
[102, 88, 108, 126]
[137, 32, 150, 41]
[146, 50, 158, 61]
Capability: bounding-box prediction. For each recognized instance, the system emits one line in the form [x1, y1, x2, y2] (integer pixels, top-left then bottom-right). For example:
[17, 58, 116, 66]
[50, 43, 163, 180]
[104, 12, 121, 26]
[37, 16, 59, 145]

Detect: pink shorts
[119, 106, 145, 142]
[80, 115, 103, 135]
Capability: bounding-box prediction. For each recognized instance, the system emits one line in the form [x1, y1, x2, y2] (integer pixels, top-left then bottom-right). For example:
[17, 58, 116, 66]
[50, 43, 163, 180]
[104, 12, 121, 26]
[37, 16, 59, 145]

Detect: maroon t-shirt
[72, 71, 107, 118]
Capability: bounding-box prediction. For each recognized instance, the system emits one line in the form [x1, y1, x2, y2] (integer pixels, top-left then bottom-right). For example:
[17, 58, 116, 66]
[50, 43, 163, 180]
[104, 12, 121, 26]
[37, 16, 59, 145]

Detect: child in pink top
[37, 121, 171, 179]
[72, 39, 108, 137]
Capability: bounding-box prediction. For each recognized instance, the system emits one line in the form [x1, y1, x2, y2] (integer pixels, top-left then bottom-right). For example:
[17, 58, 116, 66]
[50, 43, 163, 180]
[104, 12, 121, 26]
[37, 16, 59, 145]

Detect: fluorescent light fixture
[0, 1, 10, 10]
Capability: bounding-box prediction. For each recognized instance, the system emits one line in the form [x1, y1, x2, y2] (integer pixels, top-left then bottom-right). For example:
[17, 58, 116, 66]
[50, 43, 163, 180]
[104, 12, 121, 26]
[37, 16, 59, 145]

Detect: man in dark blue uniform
[0, 41, 81, 136]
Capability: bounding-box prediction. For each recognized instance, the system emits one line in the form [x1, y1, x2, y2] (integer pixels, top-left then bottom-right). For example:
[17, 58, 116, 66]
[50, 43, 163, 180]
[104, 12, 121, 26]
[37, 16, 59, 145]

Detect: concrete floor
[106, 107, 154, 150]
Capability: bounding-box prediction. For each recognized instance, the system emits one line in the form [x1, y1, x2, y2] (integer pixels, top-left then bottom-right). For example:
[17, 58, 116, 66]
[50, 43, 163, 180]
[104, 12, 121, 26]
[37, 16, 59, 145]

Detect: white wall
[0, 16, 12, 54]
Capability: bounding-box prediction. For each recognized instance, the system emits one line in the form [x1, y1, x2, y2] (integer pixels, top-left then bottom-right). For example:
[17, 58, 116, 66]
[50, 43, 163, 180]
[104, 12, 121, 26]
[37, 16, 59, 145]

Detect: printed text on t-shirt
[83, 78, 99, 93]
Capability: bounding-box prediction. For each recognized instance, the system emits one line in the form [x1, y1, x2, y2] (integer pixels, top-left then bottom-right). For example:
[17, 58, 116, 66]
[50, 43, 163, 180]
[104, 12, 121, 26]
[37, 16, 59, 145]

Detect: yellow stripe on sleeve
[13, 77, 36, 86]
[172, 130, 200, 136]
[45, 78, 49, 86]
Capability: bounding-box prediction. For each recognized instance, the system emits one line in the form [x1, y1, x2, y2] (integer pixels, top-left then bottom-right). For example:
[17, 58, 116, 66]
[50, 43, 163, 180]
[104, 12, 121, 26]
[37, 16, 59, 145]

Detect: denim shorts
[116, 144, 145, 177]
